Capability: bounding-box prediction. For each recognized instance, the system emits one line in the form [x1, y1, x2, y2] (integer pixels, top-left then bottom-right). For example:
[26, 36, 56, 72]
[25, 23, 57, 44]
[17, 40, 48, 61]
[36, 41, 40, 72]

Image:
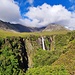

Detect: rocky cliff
[0, 35, 56, 71]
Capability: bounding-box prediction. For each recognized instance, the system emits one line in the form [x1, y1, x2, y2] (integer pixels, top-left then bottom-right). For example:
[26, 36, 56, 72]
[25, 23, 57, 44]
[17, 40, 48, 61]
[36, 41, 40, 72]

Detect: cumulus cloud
[0, 0, 21, 23]
[20, 3, 75, 29]
[0, 1, 75, 30]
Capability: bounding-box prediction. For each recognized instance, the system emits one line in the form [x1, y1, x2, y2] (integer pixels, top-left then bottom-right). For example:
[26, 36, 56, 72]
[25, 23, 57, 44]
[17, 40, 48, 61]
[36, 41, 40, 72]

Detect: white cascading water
[41, 37, 45, 50]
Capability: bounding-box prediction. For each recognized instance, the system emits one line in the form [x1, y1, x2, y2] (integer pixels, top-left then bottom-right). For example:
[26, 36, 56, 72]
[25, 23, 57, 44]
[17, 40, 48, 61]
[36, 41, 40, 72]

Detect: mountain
[0, 20, 45, 32]
[43, 23, 67, 31]
[0, 20, 68, 32]
[0, 20, 33, 32]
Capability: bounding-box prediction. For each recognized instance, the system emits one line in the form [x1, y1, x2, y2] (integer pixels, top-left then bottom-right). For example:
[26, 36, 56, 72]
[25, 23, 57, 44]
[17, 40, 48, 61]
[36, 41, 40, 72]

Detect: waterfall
[41, 37, 45, 50]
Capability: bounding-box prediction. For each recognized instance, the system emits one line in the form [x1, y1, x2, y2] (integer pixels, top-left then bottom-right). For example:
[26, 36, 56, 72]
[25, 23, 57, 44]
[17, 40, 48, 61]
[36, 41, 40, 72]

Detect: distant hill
[0, 20, 45, 32]
[0, 20, 33, 32]
[43, 23, 67, 31]
[0, 20, 68, 32]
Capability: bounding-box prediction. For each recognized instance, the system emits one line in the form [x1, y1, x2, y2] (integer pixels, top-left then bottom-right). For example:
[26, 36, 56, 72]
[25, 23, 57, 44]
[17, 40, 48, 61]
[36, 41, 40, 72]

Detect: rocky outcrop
[40, 36, 55, 50]
[25, 39, 34, 68]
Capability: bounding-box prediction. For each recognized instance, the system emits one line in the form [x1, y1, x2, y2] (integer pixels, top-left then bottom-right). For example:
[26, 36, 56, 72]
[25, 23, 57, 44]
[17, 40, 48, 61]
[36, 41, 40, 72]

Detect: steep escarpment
[0, 35, 56, 74]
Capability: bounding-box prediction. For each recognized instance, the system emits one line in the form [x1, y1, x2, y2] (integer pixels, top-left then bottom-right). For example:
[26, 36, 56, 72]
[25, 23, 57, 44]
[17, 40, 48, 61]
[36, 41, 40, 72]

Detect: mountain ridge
[0, 20, 68, 32]
[43, 23, 67, 31]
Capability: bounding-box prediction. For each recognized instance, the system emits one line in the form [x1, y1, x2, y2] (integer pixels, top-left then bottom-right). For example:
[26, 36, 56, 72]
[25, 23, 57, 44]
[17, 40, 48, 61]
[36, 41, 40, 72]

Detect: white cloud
[0, 1, 75, 30]
[0, 0, 21, 23]
[20, 3, 75, 29]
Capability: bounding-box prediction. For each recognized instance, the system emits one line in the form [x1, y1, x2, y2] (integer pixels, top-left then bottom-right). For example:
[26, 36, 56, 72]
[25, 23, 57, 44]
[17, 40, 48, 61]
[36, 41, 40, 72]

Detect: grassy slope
[0, 29, 69, 38]
[52, 49, 75, 74]
[52, 38, 75, 74]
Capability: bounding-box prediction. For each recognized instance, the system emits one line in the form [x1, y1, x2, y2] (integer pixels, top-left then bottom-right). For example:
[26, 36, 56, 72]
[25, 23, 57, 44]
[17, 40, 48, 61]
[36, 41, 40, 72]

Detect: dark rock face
[1, 37, 28, 72]
[18, 37, 28, 72]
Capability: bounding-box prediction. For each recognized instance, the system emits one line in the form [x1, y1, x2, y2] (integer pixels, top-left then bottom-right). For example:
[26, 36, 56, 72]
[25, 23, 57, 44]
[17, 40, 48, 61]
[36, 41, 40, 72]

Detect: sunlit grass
[0, 29, 69, 38]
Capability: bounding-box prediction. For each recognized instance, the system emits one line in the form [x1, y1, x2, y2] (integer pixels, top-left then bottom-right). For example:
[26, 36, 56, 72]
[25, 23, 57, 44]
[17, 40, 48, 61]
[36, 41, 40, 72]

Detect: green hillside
[52, 37, 75, 74]
[0, 29, 68, 38]
[0, 29, 75, 75]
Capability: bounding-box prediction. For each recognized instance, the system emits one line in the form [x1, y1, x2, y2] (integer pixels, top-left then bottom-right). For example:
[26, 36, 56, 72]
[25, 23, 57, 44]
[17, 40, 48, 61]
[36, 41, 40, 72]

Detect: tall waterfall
[41, 37, 45, 50]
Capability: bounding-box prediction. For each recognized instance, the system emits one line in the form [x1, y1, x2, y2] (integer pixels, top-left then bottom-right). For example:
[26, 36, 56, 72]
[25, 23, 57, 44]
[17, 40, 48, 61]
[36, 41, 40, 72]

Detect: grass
[52, 48, 75, 74]
[0, 30, 29, 38]
[0, 29, 69, 38]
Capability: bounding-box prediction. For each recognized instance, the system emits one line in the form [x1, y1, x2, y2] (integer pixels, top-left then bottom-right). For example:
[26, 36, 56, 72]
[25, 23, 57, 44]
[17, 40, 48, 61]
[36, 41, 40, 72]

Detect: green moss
[45, 37, 50, 50]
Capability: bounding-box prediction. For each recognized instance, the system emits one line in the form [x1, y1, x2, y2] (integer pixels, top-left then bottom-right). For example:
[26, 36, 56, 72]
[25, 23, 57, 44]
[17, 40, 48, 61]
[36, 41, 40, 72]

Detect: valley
[0, 29, 75, 75]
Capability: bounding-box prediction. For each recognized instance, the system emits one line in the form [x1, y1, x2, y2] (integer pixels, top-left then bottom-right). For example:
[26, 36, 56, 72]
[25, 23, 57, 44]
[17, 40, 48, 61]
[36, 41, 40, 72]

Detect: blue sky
[14, 0, 73, 15]
[0, 0, 75, 29]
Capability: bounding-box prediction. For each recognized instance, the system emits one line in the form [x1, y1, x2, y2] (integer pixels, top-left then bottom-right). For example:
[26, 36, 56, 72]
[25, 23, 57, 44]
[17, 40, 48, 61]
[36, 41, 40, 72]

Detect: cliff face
[0, 35, 55, 71]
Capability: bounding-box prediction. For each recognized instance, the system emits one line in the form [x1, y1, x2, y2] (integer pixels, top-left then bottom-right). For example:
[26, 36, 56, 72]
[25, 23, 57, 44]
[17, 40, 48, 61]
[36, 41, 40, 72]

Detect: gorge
[0, 31, 75, 75]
